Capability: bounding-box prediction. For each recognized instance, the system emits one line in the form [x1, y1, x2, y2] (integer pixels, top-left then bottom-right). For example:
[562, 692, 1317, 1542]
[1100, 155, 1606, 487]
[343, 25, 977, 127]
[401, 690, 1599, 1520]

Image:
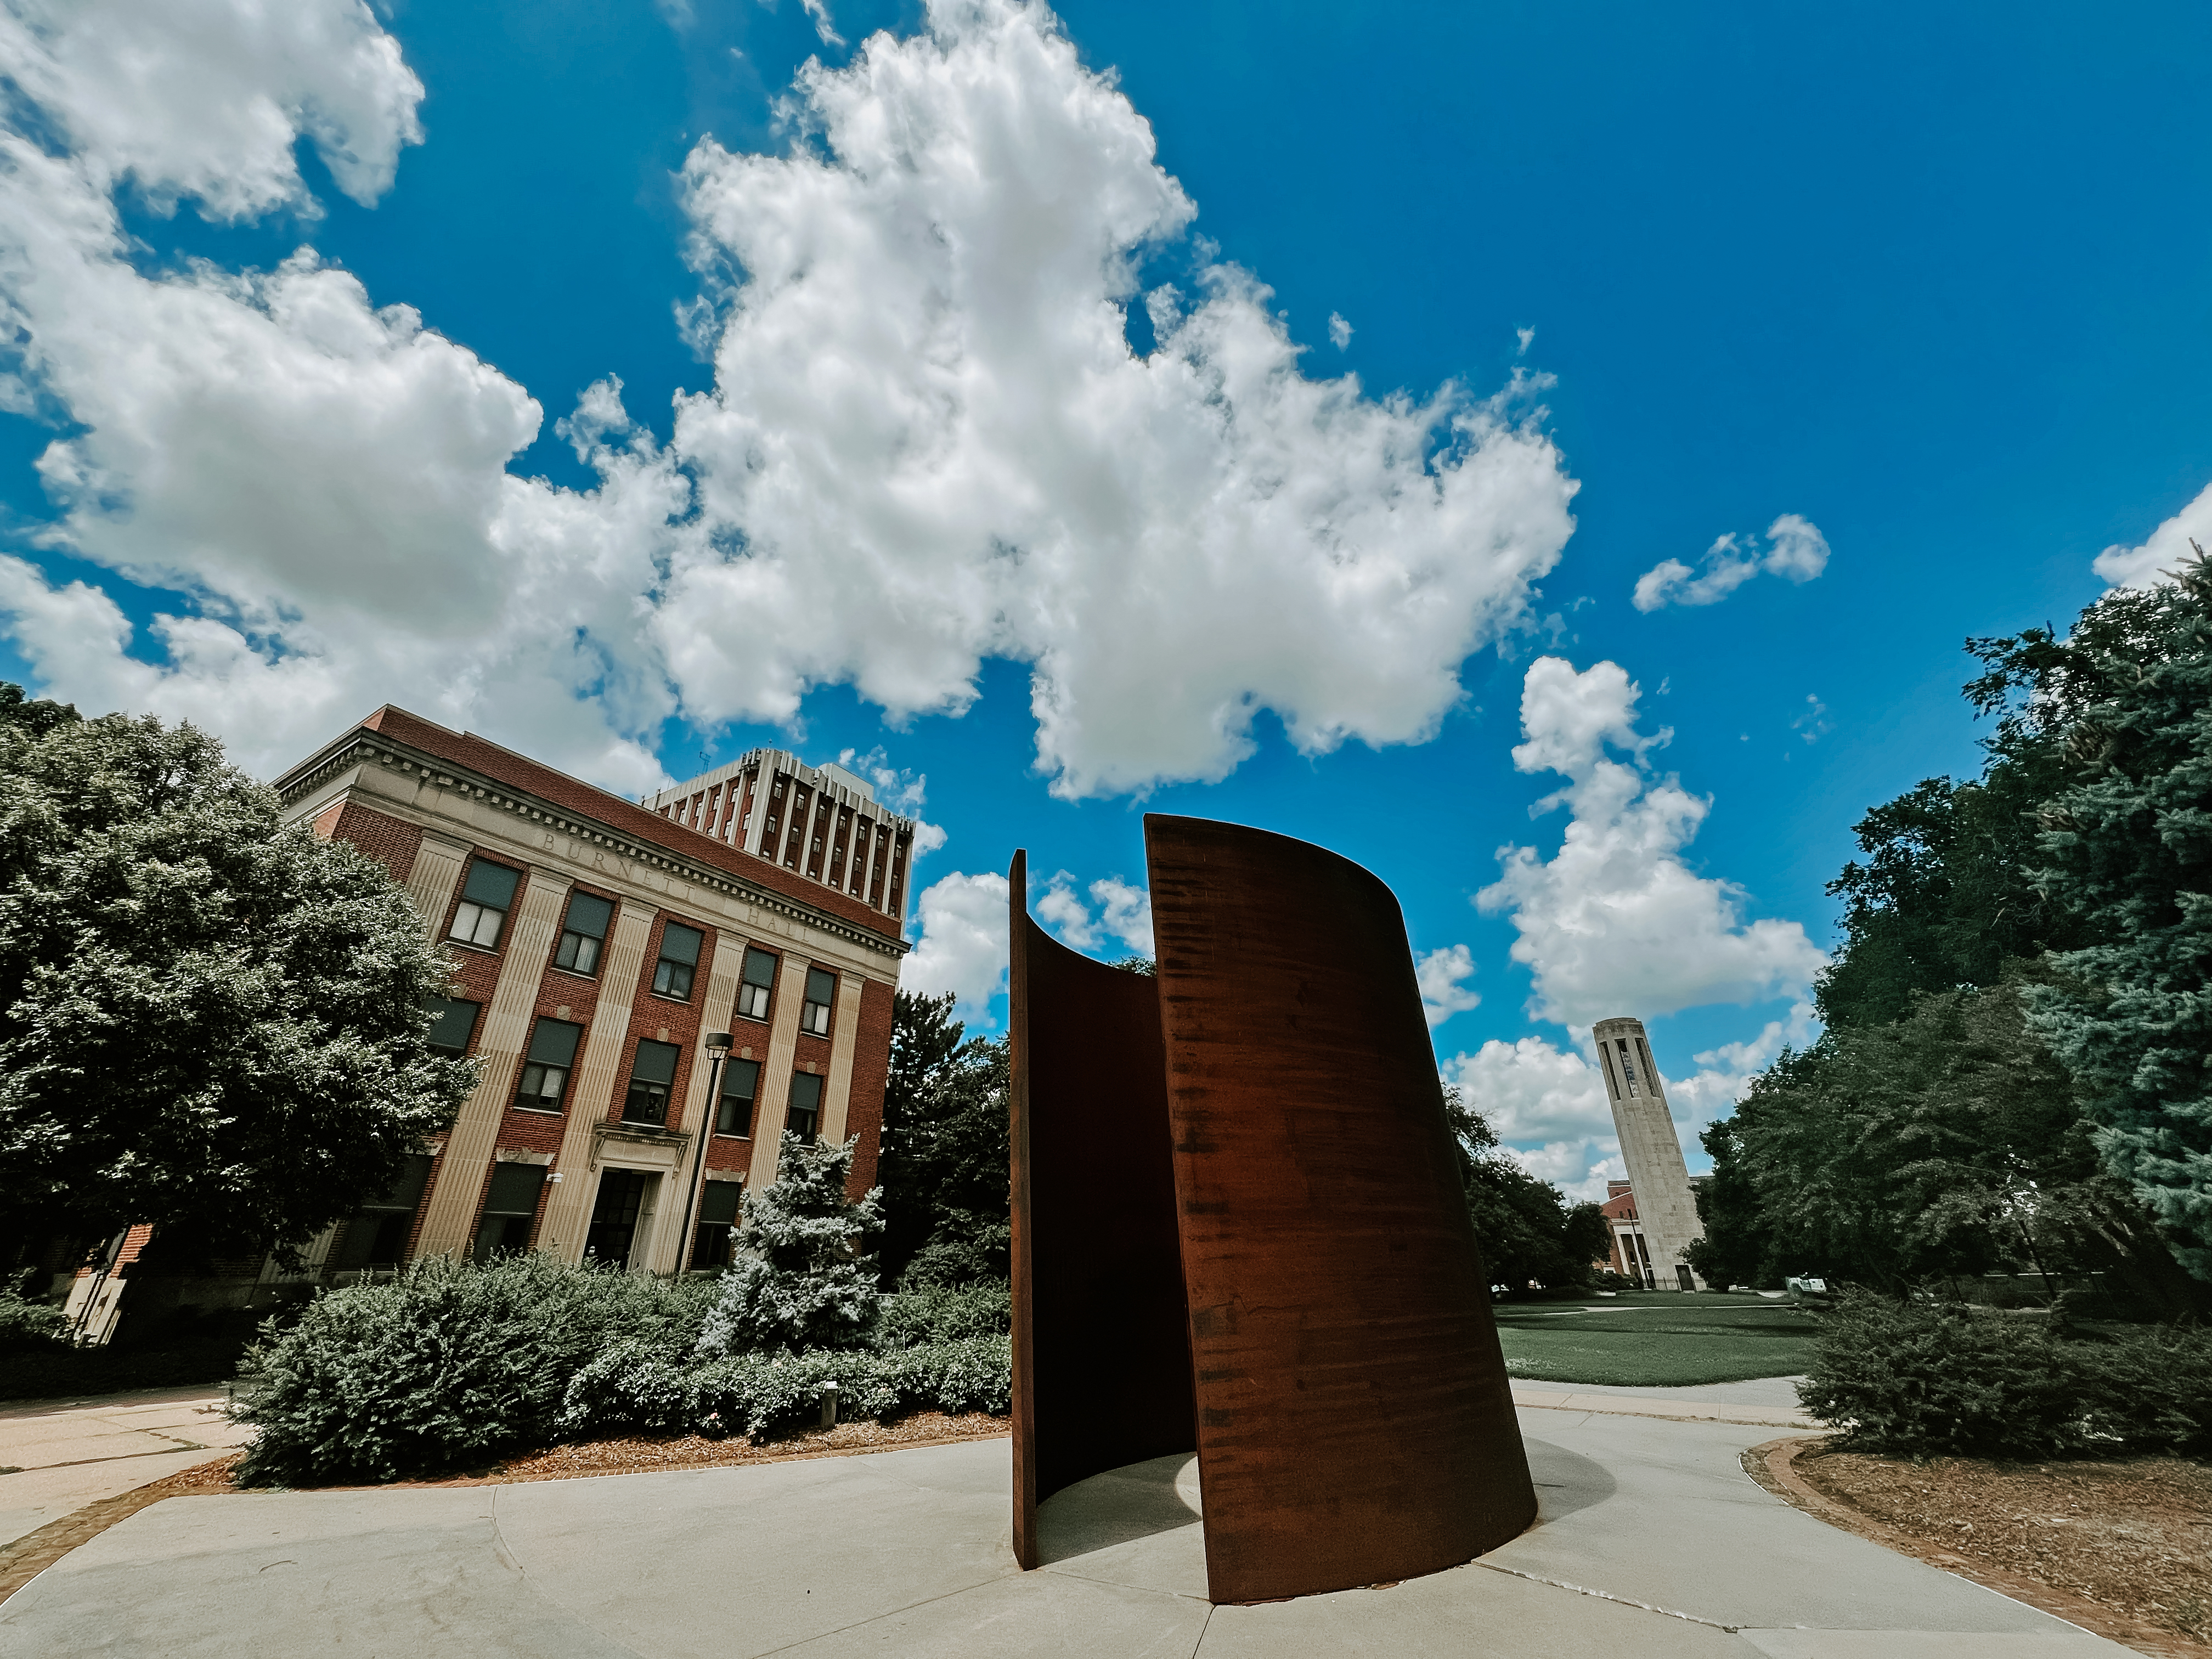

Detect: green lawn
[1491, 1292, 1819, 1386]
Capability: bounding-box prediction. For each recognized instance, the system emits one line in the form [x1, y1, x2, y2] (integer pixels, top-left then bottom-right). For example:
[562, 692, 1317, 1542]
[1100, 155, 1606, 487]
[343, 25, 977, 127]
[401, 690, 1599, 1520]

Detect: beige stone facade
[1590, 1016, 1706, 1291]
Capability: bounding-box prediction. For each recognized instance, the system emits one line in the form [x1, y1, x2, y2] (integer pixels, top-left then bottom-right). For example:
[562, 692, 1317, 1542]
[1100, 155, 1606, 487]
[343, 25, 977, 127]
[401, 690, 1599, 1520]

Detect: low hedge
[1798, 1289, 2212, 1458]
[0, 1290, 69, 1353]
[233, 1254, 718, 1485]
[231, 1256, 1013, 1487]
[873, 1281, 1011, 1349]
[559, 1335, 1012, 1441]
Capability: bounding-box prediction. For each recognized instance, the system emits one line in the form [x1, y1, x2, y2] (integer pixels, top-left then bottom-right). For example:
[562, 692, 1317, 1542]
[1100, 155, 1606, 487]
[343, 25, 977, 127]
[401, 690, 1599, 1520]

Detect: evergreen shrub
[557, 1335, 1013, 1442]
[693, 1133, 884, 1357]
[234, 1254, 715, 1485]
[0, 1289, 68, 1352]
[874, 1280, 1010, 1348]
[1799, 1289, 2212, 1458]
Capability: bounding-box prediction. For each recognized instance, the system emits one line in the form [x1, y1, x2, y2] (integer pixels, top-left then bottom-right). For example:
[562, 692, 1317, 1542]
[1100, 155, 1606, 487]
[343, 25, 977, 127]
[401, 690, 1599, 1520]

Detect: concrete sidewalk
[0, 1387, 247, 1549]
[0, 1403, 2127, 1657]
[1509, 1374, 1819, 1429]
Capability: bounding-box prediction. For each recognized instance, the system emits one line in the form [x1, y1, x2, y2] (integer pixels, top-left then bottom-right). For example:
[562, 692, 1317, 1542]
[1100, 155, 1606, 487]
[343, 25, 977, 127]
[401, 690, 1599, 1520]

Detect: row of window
[427, 994, 829, 1143]
[334, 1146, 763, 1272]
[447, 860, 839, 1035]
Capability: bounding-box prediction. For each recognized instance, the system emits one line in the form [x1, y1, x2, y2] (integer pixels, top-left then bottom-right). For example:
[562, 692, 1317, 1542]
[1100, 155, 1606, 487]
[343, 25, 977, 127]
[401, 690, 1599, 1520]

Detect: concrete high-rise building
[1591, 1017, 1706, 1291]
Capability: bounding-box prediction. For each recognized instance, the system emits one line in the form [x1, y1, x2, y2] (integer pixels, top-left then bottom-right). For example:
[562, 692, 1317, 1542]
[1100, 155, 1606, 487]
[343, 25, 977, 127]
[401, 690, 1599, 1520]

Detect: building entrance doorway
[585, 1169, 656, 1270]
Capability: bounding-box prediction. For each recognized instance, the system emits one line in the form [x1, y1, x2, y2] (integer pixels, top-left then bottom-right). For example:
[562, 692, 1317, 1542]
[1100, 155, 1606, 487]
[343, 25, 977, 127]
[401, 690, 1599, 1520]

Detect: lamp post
[673, 1031, 733, 1283]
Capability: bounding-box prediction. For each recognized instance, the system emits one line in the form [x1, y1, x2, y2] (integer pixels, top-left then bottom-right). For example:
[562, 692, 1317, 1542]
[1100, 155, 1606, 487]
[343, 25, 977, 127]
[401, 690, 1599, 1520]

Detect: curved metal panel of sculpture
[1009, 820, 1536, 1602]
[1147, 814, 1536, 1602]
[1008, 849, 1196, 1571]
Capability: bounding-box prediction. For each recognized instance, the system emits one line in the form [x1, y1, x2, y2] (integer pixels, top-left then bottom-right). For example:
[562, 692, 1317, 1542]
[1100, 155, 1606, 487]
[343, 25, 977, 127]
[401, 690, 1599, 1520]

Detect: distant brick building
[1596, 1175, 1709, 1290]
[63, 707, 914, 1334]
[1598, 1181, 1654, 1286]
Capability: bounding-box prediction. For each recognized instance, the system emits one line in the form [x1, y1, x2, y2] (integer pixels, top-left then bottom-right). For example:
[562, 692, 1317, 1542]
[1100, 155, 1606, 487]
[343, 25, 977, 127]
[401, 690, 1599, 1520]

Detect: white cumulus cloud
[1476, 656, 1826, 1032]
[2094, 479, 2212, 590]
[0, 0, 1578, 802]
[898, 869, 1012, 1020]
[0, 0, 423, 219]
[1035, 872, 1154, 957]
[0, 0, 685, 786]
[1633, 513, 1829, 612]
[649, 0, 1578, 798]
[1416, 944, 1479, 1027]
[1327, 311, 1352, 349]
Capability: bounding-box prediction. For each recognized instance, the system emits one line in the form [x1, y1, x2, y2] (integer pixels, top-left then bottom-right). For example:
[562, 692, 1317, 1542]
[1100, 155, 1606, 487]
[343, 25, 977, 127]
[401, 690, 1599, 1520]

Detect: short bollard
[820, 1381, 839, 1430]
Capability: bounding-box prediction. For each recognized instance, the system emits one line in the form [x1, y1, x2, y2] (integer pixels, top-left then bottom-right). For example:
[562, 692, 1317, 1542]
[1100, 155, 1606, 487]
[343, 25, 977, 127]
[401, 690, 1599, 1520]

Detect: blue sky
[3, 0, 2205, 1197]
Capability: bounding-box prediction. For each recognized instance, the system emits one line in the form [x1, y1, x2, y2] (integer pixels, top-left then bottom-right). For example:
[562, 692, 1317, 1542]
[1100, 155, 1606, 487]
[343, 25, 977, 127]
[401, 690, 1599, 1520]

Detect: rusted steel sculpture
[1008, 816, 1537, 1605]
[1007, 848, 1197, 1572]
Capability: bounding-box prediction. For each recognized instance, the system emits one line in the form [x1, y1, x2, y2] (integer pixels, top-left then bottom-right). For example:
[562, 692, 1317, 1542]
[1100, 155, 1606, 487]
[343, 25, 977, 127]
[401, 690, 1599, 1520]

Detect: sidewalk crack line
[1475, 1561, 1740, 1632]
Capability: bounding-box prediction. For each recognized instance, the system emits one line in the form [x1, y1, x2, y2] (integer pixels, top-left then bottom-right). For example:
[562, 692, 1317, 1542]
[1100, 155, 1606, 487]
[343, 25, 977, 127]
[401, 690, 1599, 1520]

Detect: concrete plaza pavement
[0, 1386, 250, 1549]
[0, 1397, 2129, 1658]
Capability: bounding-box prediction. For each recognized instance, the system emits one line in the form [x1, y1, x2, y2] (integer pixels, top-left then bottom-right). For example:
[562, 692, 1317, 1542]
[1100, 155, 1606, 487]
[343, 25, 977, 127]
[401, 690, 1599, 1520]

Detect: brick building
[288, 707, 916, 1281]
[62, 707, 915, 1331]
[1595, 1176, 1709, 1290]
[1598, 1181, 1654, 1287]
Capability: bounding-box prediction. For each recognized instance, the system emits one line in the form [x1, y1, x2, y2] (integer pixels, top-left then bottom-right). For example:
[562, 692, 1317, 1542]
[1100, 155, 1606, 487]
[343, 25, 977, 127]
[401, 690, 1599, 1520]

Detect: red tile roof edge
[281, 705, 909, 946]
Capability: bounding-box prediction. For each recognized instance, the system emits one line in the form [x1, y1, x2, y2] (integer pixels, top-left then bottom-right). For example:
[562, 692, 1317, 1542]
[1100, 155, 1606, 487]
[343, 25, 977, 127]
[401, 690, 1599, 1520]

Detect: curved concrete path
[0, 1387, 250, 1549]
[0, 1406, 2130, 1657]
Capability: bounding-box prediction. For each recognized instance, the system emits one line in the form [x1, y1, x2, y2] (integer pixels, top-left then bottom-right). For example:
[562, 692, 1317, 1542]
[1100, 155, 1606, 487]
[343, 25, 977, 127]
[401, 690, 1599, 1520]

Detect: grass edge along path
[0, 1412, 1012, 1609]
[1493, 1292, 1819, 1387]
[1746, 1435, 2211, 1659]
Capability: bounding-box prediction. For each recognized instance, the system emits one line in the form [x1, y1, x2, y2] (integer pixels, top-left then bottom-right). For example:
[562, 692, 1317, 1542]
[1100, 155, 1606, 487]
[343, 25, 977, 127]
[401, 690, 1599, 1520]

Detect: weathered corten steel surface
[1007, 849, 1195, 1572]
[1145, 813, 1537, 1605]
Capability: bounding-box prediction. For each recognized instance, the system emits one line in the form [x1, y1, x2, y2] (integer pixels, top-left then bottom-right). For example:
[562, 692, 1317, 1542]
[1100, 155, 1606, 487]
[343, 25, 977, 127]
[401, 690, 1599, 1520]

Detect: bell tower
[1592, 1017, 1706, 1291]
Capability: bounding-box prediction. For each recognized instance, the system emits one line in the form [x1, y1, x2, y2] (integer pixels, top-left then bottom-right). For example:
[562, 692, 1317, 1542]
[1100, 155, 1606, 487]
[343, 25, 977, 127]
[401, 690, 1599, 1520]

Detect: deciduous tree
[0, 692, 473, 1266]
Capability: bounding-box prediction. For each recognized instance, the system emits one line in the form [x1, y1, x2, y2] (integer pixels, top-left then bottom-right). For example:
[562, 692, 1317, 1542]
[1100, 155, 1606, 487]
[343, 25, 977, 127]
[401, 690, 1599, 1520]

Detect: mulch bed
[1749, 1435, 2212, 1659]
[0, 1412, 1009, 1606]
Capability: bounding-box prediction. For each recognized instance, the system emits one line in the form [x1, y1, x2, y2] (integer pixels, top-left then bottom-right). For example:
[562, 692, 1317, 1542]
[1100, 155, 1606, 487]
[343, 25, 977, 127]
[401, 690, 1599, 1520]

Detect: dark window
[449, 860, 520, 949]
[736, 947, 777, 1020]
[786, 1070, 824, 1143]
[716, 1057, 761, 1136]
[516, 1018, 584, 1112]
[555, 891, 613, 975]
[426, 997, 480, 1057]
[584, 1167, 651, 1269]
[653, 922, 703, 1000]
[472, 1161, 546, 1261]
[624, 1039, 681, 1126]
[1617, 1039, 1641, 1098]
[332, 1154, 433, 1269]
[691, 1178, 743, 1269]
[800, 967, 836, 1036]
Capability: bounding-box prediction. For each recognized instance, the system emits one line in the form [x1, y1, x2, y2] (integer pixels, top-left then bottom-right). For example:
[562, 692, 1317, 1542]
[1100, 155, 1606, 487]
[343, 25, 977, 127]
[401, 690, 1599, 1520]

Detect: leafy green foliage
[0, 1287, 67, 1352]
[560, 1335, 1012, 1442]
[0, 695, 474, 1262]
[1707, 564, 2212, 1304]
[1714, 987, 2074, 1287]
[694, 1133, 884, 1356]
[234, 1254, 715, 1484]
[1701, 985, 2200, 1311]
[1685, 1120, 1773, 1289]
[1442, 1086, 1607, 1292]
[0, 1336, 249, 1401]
[873, 1279, 1011, 1349]
[1816, 764, 2081, 1031]
[1799, 1288, 2212, 1458]
[1965, 560, 2212, 1276]
[876, 990, 1009, 1288]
